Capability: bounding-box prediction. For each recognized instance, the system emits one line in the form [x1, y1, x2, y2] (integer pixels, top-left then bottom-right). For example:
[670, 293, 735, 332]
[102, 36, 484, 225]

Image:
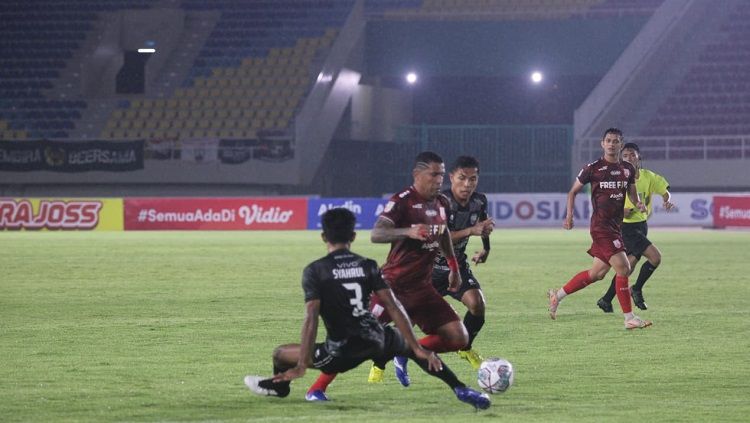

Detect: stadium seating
[0, 1, 153, 139]
[641, 2, 750, 137]
[100, 0, 350, 140]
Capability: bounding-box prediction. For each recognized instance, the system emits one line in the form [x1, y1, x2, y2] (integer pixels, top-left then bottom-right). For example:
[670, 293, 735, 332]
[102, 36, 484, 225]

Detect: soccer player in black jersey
[244, 208, 490, 410]
[433, 156, 494, 369]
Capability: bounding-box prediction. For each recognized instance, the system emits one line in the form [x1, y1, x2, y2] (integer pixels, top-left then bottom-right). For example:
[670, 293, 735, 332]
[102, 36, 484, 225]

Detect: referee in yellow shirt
[597, 142, 675, 312]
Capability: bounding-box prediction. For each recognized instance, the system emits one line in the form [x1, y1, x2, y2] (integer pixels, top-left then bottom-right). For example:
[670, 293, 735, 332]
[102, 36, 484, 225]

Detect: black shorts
[312, 326, 407, 374]
[622, 221, 652, 260]
[432, 264, 481, 302]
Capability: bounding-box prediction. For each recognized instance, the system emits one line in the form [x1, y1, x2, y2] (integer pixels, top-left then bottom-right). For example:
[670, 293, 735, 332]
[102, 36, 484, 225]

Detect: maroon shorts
[587, 233, 626, 263]
[369, 283, 460, 335]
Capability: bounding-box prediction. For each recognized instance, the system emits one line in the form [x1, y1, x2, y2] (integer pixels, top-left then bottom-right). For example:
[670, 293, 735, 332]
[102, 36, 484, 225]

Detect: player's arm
[374, 288, 442, 372]
[438, 226, 462, 292]
[563, 179, 585, 230]
[371, 216, 429, 243]
[273, 299, 319, 382]
[627, 183, 646, 213]
[472, 203, 493, 264]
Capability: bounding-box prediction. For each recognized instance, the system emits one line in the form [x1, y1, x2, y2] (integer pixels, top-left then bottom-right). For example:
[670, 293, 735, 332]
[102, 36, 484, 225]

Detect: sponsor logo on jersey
[0, 199, 102, 229]
[336, 260, 360, 268]
[439, 207, 446, 220]
[599, 181, 628, 189]
[425, 209, 437, 217]
[421, 241, 440, 250]
[411, 204, 423, 209]
[609, 193, 624, 200]
[332, 267, 366, 279]
[398, 190, 410, 198]
[610, 170, 621, 176]
[613, 239, 622, 248]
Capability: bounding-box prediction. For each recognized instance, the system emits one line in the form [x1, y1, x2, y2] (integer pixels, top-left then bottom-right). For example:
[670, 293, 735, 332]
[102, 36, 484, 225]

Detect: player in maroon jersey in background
[306, 152, 489, 409]
[548, 128, 652, 330]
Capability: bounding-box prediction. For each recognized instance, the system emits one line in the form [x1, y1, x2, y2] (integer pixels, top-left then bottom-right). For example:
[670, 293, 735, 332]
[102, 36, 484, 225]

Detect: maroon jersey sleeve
[577, 162, 594, 186]
[380, 190, 409, 227]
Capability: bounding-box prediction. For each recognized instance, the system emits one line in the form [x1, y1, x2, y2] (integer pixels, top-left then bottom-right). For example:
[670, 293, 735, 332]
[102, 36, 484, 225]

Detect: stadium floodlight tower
[530, 71, 543, 84]
[405, 72, 418, 85]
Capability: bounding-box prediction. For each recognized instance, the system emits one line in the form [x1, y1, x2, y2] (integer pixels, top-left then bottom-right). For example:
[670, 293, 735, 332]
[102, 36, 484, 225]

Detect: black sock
[409, 352, 464, 390]
[373, 357, 388, 370]
[634, 261, 658, 291]
[602, 276, 617, 303]
[463, 311, 485, 349]
[258, 378, 291, 398]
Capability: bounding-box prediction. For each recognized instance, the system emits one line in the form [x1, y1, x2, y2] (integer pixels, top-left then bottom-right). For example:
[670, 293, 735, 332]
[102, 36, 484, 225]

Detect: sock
[259, 378, 291, 398]
[462, 311, 485, 350]
[602, 276, 617, 303]
[373, 356, 388, 370]
[634, 261, 658, 291]
[561, 270, 592, 296]
[408, 352, 464, 390]
[418, 335, 464, 353]
[614, 275, 632, 314]
[308, 373, 336, 393]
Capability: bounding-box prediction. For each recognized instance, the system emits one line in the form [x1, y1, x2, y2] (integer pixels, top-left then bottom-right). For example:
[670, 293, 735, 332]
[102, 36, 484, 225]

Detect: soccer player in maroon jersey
[548, 128, 653, 330]
[307, 151, 473, 397]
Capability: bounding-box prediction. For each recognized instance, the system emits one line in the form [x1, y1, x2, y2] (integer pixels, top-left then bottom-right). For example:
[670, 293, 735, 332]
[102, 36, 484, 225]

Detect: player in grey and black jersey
[432, 156, 494, 370]
[244, 208, 490, 409]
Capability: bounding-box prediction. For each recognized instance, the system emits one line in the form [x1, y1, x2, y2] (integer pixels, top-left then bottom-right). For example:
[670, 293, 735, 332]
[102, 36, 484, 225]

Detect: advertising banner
[124, 197, 307, 230]
[307, 198, 389, 229]
[713, 195, 750, 228]
[0, 140, 144, 172]
[0, 198, 123, 230]
[484, 193, 731, 228]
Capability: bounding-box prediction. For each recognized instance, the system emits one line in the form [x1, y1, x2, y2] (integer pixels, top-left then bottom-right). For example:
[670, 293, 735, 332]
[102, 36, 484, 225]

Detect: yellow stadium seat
[131, 99, 143, 109]
[206, 79, 218, 89]
[174, 89, 186, 98]
[217, 109, 229, 119]
[137, 110, 150, 119]
[125, 110, 137, 119]
[184, 120, 197, 129]
[171, 120, 184, 130]
[158, 120, 171, 130]
[118, 120, 132, 129]
[154, 99, 166, 108]
[214, 99, 227, 109]
[164, 110, 177, 120]
[195, 78, 206, 88]
[177, 110, 189, 120]
[167, 99, 179, 109]
[227, 99, 240, 109]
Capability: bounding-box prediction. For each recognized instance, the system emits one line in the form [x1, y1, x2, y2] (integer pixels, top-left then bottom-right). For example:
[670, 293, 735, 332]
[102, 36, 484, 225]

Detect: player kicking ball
[244, 208, 490, 410]
[548, 128, 652, 330]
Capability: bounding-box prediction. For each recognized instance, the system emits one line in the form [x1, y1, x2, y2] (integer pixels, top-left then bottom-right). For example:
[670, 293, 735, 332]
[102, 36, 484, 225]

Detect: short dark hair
[603, 127, 623, 138]
[622, 142, 640, 153]
[414, 151, 443, 170]
[321, 208, 356, 244]
[450, 156, 480, 173]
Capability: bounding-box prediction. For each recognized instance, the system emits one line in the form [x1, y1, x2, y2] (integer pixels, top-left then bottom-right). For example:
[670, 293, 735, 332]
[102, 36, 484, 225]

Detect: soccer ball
[477, 357, 514, 394]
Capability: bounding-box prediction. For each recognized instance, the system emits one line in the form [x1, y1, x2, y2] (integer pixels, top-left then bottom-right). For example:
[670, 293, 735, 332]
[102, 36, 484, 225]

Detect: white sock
[624, 312, 634, 320]
[556, 289, 567, 301]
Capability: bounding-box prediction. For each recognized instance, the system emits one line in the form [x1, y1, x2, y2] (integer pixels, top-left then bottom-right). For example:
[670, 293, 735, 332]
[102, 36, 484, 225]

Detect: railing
[577, 135, 750, 163]
[392, 124, 573, 193]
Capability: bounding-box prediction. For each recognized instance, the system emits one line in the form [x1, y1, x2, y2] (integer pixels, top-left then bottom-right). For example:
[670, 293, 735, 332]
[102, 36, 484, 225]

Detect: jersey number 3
[342, 283, 368, 317]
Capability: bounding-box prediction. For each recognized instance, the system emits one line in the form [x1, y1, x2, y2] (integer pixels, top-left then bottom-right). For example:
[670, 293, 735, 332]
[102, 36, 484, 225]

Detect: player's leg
[632, 244, 662, 309]
[457, 287, 486, 369]
[384, 326, 489, 410]
[244, 343, 302, 398]
[599, 255, 637, 313]
[393, 291, 466, 387]
[609, 251, 652, 329]
[548, 256, 610, 319]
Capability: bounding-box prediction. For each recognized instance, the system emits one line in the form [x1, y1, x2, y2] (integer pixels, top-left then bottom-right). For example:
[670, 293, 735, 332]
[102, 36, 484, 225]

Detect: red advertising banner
[713, 196, 750, 228]
[124, 198, 308, 230]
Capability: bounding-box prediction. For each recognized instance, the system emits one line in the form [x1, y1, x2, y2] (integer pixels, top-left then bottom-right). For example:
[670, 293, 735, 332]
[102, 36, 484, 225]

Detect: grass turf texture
[1, 229, 749, 422]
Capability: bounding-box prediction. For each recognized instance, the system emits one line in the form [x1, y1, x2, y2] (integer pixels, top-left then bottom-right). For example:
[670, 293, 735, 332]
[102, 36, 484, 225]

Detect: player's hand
[636, 201, 647, 213]
[471, 249, 489, 265]
[272, 365, 306, 382]
[663, 200, 675, 211]
[480, 218, 495, 237]
[563, 216, 574, 230]
[407, 224, 430, 241]
[414, 347, 443, 372]
[447, 269, 462, 292]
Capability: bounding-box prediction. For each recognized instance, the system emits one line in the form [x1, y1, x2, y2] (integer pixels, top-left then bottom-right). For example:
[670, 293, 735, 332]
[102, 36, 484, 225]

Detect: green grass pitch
[1, 229, 749, 422]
